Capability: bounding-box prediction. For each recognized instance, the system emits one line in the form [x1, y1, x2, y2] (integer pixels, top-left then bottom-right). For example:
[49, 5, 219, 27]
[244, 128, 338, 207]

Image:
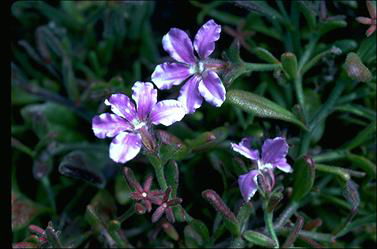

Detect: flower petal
[150, 100, 186, 126]
[92, 113, 132, 139]
[151, 205, 165, 223]
[198, 71, 226, 107]
[177, 75, 203, 113]
[231, 137, 259, 161]
[143, 175, 153, 192]
[109, 132, 142, 163]
[367, 0, 376, 19]
[274, 158, 293, 173]
[366, 25, 376, 37]
[356, 17, 373, 25]
[165, 207, 175, 223]
[238, 170, 259, 202]
[104, 93, 137, 122]
[131, 82, 157, 120]
[151, 63, 192, 90]
[261, 137, 289, 165]
[194, 19, 221, 59]
[162, 28, 196, 64]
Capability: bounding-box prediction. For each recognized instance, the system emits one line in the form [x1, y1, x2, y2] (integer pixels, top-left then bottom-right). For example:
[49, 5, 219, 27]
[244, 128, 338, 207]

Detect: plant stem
[152, 160, 168, 191]
[41, 176, 56, 216]
[294, 75, 307, 121]
[264, 202, 279, 248]
[117, 205, 136, 223]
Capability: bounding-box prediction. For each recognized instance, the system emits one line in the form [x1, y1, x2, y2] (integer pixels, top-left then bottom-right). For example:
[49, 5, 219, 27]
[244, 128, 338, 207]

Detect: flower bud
[344, 52, 372, 82]
[134, 202, 147, 215]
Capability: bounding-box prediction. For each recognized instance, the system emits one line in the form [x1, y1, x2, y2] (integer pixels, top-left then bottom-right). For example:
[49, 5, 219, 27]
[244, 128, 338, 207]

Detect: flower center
[162, 203, 168, 208]
[190, 61, 205, 75]
[132, 119, 146, 130]
[142, 192, 147, 198]
[258, 160, 273, 171]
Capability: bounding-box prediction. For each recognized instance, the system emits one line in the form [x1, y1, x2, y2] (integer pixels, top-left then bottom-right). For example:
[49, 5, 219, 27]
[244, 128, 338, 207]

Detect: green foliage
[11, 1, 376, 248]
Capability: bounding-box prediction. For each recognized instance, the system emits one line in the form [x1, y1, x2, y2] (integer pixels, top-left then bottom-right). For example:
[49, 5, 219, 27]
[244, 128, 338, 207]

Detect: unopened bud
[344, 52, 372, 82]
[108, 220, 121, 231]
[135, 202, 146, 215]
[202, 190, 237, 222]
[123, 167, 143, 192]
[162, 220, 179, 241]
[139, 127, 157, 153]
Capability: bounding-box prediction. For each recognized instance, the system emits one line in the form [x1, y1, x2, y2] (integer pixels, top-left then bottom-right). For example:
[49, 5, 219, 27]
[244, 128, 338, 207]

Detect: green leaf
[20, 102, 85, 142]
[333, 39, 357, 54]
[281, 52, 298, 80]
[114, 174, 132, 205]
[226, 90, 307, 130]
[296, 1, 316, 30]
[347, 154, 376, 177]
[186, 127, 229, 151]
[58, 150, 106, 188]
[165, 160, 179, 197]
[189, 219, 210, 242]
[318, 20, 347, 36]
[292, 155, 316, 201]
[243, 230, 276, 247]
[253, 47, 280, 64]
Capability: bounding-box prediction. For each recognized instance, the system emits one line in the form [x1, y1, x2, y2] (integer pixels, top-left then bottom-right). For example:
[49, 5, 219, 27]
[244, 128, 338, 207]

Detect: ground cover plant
[11, 1, 376, 248]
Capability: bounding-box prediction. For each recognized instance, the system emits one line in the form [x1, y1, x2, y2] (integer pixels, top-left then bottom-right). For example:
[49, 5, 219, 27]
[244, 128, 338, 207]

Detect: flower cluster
[123, 167, 182, 223]
[92, 20, 225, 164]
[231, 137, 292, 201]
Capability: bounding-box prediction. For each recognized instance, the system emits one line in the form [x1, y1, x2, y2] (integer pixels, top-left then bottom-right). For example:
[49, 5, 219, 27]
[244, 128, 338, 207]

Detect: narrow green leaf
[243, 230, 275, 247]
[297, 1, 316, 30]
[318, 20, 347, 36]
[292, 155, 316, 201]
[227, 90, 307, 130]
[165, 160, 179, 197]
[253, 47, 280, 64]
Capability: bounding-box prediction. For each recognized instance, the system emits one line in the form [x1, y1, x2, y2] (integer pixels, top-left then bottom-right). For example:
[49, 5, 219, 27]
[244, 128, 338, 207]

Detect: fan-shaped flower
[231, 137, 292, 201]
[151, 19, 226, 114]
[92, 82, 186, 163]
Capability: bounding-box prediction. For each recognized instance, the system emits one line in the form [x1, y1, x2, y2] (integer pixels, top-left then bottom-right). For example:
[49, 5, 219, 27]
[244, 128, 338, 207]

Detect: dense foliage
[11, 1, 376, 248]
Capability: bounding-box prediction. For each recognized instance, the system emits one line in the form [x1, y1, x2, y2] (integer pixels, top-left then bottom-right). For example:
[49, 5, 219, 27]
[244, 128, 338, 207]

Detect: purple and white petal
[150, 100, 186, 126]
[238, 170, 260, 201]
[131, 82, 157, 121]
[261, 137, 289, 165]
[162, 28, 196, 64]
[231, 139, 259, 161]
[177, 75, 203, 114]
[194, 19, 221, 59]
[109, 132, 142, 163]
[92, 113, 132, 139]
[274, 158, 293, 173]
[198, 71, 226, 107]
[104, 93, 137, 122]
[151, 63, 192, 90]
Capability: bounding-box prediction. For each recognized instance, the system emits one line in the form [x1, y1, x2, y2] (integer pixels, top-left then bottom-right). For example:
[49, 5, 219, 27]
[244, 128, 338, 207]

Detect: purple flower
[231, 137, 292, 201]
[92, 82, 186, 163]
[151, 187, 182, 223]
[151, 19, 226, 114]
